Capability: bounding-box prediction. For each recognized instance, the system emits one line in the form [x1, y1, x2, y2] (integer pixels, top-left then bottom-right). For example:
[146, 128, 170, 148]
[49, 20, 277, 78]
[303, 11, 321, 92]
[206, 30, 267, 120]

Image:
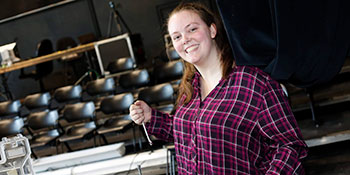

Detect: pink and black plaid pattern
[147, 66, 308, 175]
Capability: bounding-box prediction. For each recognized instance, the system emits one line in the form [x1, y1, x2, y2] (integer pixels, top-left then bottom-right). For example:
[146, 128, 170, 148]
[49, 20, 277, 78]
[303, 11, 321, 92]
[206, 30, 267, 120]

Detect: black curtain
[216, 0, 350, 88]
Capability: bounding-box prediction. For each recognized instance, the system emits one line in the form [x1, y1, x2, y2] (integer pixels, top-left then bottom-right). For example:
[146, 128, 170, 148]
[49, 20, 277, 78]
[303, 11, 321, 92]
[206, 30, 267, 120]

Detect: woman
[129, 2, 308, 174]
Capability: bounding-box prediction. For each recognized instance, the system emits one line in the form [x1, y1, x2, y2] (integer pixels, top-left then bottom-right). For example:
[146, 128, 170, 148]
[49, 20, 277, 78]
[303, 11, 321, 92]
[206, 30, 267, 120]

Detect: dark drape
[216, 0, 350, 88]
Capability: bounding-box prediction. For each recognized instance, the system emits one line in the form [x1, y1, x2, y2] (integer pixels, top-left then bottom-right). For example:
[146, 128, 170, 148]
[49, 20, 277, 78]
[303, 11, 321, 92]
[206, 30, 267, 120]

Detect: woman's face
[168, 10, 217, 66]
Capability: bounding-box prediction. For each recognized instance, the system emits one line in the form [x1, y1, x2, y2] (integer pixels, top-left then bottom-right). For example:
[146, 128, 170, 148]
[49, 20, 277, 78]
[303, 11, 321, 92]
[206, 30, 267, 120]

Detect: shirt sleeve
[257, 80, 308, 175]
[145, 108, 174, 142]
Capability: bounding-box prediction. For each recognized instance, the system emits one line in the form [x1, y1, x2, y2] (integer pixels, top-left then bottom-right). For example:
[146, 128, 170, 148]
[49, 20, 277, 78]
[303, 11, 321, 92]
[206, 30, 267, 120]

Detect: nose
[182, 34, 190, 45]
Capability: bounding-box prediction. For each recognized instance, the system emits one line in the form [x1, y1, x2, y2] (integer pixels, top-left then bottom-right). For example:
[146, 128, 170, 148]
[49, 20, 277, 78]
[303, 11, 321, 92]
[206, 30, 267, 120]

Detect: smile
[185, 45, 199, 54]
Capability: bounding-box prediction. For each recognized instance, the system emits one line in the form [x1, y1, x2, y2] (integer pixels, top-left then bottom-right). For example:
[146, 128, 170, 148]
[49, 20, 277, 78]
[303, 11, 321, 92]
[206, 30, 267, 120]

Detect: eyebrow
[185, 22, 199, 29]
[170, 22, 200, 36]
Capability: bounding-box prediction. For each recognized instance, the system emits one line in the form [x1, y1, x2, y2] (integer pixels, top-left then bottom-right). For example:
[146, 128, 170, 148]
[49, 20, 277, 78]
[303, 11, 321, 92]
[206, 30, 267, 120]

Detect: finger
[134, 115, 144, 125]
[131, 113, 141, 120]
[130, 108, 143, 115]
[129, 104, 141, 111]
[134, 100, 143, 106]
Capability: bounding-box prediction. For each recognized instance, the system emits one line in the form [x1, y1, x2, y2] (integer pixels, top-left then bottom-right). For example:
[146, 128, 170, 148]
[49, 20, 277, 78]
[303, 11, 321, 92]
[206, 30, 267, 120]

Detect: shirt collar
[193, 71, 201, 90]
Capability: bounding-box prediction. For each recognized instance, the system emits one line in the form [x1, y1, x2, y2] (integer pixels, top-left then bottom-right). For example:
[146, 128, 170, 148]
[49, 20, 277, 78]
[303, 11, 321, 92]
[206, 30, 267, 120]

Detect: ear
[209, 23, 217, 39]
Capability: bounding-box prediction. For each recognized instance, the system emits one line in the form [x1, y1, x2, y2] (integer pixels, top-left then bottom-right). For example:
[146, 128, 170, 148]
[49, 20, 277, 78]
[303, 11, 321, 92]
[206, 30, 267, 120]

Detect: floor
[291, 76, 350, 175]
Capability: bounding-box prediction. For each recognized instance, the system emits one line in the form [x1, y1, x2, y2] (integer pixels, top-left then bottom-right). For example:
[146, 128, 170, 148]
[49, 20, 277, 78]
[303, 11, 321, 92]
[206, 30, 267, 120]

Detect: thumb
[135, 100, 143, 106]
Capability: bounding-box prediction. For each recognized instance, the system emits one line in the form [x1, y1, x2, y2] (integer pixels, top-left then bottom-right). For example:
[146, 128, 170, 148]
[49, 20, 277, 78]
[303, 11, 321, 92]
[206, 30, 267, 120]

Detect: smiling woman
[130, 3, 307, 175]
[129, 2, 308, 175]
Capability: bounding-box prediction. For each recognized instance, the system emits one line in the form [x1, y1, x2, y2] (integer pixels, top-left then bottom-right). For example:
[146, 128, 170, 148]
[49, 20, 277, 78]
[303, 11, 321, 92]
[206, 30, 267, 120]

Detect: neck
[195, 45, 222, 83]
[195, 50, 222, 99]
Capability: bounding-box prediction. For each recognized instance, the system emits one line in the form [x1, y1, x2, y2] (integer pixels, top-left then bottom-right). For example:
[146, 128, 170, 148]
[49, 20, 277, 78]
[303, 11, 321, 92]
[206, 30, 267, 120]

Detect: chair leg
[100, 134, 109, 145]
[31, 148, 38, 159]
[64, 142, 72, 152]
[93, 135, 96, 147]
[305, 89, 321, 127]
[55, 140, 59, 154]
[132, 125, 137, 152]
[138, 126, 143, 151]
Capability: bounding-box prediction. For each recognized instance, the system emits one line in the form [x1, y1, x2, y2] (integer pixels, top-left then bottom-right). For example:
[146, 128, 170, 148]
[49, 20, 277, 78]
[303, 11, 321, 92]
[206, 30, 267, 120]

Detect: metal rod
[142, 123, 153, 146]
[137, 164, 142, 175]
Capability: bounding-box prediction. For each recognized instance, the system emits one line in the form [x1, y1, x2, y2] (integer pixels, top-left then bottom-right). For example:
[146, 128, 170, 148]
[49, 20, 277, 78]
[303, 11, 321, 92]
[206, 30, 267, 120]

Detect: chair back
[138, 83, 174, 105]
[100, 93, 134, 114]
[23, 92, 51, 110]
[119, 69, 150, 89]
[0, 117, 24, 138]
[56, 37, 77, 51]
[154, 61, 183, 84]
[166, 47, 180, 60]
[27, 110, 59, 131]
[86, 77, 115, 96]
[0, 100, 21, 118]
[54, 85, 82, 102]
[35, 39, 54, 77]
[63, 102, 95, 122]
[107, 57, 135, 74]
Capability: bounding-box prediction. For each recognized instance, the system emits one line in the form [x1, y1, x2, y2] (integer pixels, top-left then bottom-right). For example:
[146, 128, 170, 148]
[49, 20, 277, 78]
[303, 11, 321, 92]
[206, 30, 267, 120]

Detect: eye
[172, 35, 181, 41]
[189, 27, 197, 32]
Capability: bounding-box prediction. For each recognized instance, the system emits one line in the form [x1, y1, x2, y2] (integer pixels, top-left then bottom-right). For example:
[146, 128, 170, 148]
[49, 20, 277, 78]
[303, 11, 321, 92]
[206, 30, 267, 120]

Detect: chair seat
[156, 104, 174, 114]
[59, 121, 96, 142]
[30, 129, 60, 147]
[97, 118, 132, 135]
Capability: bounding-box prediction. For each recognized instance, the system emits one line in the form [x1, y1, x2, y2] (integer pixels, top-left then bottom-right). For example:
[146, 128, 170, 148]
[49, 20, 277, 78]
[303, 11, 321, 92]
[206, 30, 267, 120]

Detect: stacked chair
[53, 84, 83, 111]
[26, 110, 61, 158]
[0, 117, 24, 139]
[22, 92, 61, 158]
[138, 83, 175, 114]
[23, 92, 52, 113]
[82, 77, 116, 108]
[0, 100, 25, 139]
[0, 100, 23, 119]
[153, 60, 183, 91]
[96, 93, 135, 146]
[118, 69, 150, 95]
[107, 57, 136, 75]
[57, 101, 96, 152]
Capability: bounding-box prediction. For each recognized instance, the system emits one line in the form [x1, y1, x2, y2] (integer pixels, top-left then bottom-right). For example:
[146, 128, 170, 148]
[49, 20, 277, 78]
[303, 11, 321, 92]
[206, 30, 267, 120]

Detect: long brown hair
[168, 2, 234, 106]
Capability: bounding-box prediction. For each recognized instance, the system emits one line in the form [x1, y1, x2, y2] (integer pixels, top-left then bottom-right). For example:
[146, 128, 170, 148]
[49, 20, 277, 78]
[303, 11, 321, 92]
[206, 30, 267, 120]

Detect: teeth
[186, 45, 199, 53]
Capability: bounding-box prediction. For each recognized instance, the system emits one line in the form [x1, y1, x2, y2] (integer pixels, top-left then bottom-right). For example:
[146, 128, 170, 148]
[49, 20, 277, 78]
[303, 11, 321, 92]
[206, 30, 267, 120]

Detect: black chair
[53, 85, 82, 110]
[23, 92, 52, 113]
[56, 37, 88, 82]
[166, 46, 180, 61]
[118, 69, 150, 94]
[83, 77, 116, 107]
[0, 100, 22, 118]
[96, 93, 134, 145]
[56, 37, 78, 51]
[138, 83, 175, 114]
[107, 57, 135, 74]
[57, 101, 96, 152]
[86, 77, 116, 96]
[153, 60, 183, 86]
[0, 117, 24, 139]
[26, 110, 61, 158]
[19, 39, 54, 92]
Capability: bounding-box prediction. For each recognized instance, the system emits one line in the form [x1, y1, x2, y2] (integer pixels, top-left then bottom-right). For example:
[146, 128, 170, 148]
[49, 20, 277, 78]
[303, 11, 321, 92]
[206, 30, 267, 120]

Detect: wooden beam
[0, 42, 95, 74]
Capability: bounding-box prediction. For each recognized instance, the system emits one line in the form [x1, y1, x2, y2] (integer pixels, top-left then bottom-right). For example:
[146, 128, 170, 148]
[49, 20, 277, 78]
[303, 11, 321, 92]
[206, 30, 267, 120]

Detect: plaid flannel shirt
[146, 66, 308, 175]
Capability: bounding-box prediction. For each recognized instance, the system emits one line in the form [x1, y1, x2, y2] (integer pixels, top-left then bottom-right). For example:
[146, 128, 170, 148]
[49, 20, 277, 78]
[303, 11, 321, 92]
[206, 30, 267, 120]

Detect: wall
[0, 0, 212, 100]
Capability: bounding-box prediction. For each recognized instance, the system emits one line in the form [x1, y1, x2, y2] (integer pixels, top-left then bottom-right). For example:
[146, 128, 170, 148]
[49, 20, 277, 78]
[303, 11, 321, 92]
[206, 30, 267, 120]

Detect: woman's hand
[129, 100, 152, 125]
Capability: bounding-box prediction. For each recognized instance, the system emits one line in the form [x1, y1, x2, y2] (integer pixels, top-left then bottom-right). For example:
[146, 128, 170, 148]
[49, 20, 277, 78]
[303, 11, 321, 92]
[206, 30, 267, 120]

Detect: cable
[74, 69, 100, 85]
[125, 153, 139, 175]
[125, 151, 152, 175]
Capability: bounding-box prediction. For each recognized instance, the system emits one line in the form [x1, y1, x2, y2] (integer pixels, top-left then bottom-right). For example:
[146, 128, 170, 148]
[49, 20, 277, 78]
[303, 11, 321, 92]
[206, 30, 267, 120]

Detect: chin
[183, 57, 200, 65]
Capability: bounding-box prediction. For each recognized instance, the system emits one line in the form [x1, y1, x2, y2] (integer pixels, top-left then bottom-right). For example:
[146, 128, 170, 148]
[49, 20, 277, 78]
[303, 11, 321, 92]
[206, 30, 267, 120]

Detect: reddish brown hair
[168, 2, 234, 106]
